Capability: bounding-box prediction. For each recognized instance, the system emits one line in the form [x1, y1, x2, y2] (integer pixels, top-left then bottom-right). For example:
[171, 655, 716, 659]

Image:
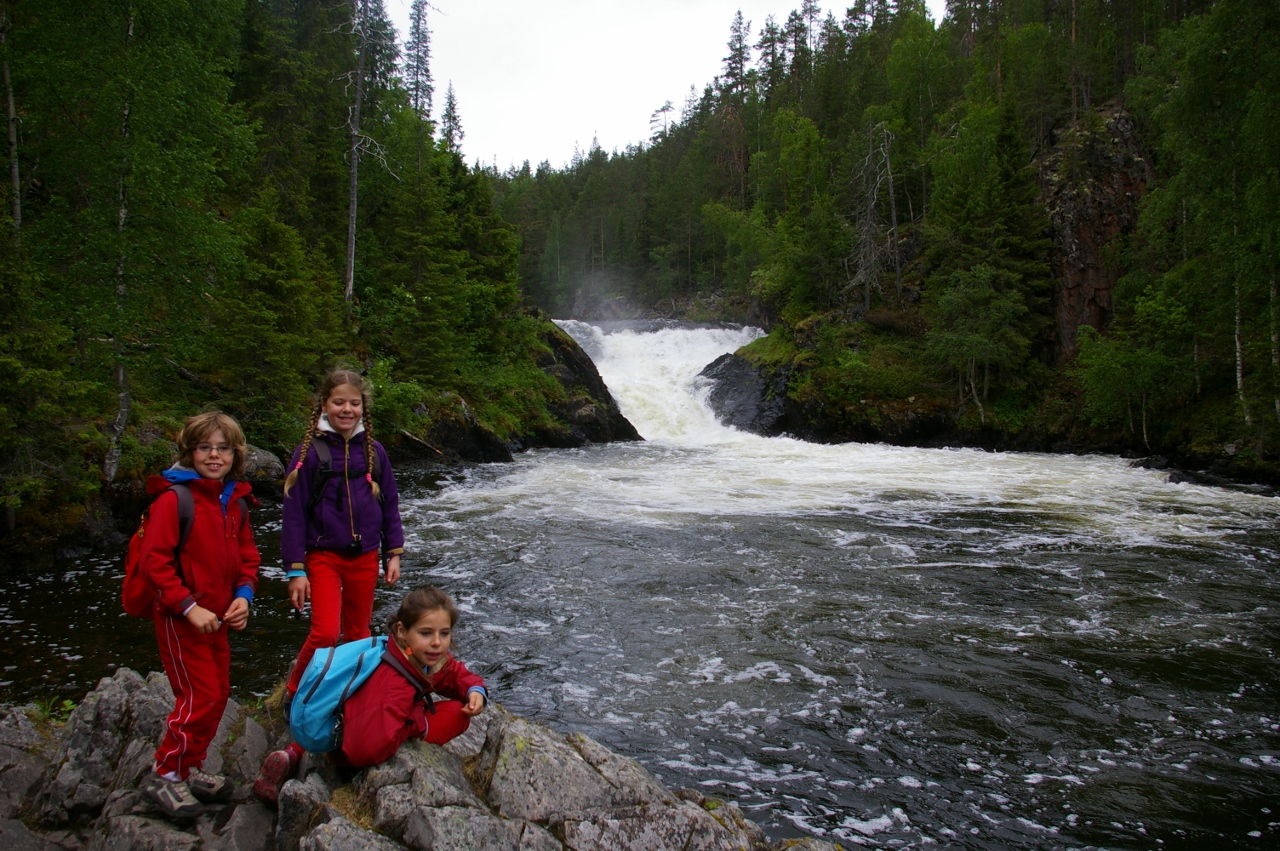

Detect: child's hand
[384, 554, 401, 585]
[186, 605, 221, 634]
[462, 691, 485, 716]
[288, 576, 310, 611]
[223, 598, 250, 630]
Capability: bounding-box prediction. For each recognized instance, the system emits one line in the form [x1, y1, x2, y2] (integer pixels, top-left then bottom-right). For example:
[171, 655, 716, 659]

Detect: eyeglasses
[195, 443, 234, 456]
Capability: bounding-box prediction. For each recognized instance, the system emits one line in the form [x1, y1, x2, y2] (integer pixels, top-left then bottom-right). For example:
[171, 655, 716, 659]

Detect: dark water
[2, 325, 1279, 849]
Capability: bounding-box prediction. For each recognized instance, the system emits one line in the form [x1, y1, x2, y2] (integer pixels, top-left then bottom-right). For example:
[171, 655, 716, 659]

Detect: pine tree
[404, 0, 433, 120]
[441, 81, 463, 152]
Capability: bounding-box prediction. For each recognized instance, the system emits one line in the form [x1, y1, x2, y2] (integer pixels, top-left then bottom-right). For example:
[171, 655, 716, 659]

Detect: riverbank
[0, 668, 837, 851]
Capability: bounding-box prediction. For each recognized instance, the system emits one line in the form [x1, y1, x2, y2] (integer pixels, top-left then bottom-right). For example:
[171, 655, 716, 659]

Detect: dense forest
[0, 0, 1276, 548]
[0, 0, 599, 546]
[494, 0, 1280, 480]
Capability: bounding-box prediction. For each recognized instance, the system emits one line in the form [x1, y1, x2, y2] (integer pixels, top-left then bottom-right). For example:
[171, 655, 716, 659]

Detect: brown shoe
[187, 767, 233, 803]
[142, 772, 202, 819]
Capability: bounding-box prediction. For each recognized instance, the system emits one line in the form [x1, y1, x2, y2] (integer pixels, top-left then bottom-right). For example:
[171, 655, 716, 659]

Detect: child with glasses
[137, 411, 261, 819]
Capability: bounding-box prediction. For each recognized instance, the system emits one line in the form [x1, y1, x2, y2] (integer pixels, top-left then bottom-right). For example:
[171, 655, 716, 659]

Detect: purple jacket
[281, 422, 404, 570]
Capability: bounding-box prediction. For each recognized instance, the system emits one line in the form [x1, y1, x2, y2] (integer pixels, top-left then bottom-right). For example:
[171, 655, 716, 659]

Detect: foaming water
[401, 323, 1280, 849]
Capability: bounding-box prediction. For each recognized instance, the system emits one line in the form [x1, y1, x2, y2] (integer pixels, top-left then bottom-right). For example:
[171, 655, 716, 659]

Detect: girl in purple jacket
[279, 368, 405, 718]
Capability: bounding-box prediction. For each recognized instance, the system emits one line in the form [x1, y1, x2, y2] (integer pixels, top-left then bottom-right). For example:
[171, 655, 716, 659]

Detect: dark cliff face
[532, 322, 642, 448]
[1040, 103, 1152, 364]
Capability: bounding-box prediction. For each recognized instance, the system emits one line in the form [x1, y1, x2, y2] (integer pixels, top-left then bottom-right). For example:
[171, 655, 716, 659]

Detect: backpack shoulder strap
[171, 483, 194, 556]
[381, 647, 433, 711]
[310, 438, 332, 468]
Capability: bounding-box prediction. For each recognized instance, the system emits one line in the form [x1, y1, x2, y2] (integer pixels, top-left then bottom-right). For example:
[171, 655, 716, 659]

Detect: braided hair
[283, 368, 381, 501]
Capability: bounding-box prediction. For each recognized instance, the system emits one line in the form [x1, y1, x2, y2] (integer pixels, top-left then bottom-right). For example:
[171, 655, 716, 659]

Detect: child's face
[324, 384, 364, 438]
[192, 428, 233, 481]
[397, 607, 453, 673]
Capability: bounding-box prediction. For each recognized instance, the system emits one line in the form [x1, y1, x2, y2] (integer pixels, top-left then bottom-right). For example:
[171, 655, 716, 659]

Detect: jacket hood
[318, 413, 365, 438]
[144, 463, 249, 510]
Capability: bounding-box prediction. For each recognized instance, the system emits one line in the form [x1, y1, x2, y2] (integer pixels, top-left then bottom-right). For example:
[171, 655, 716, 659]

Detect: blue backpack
[289, 636, 426, 753]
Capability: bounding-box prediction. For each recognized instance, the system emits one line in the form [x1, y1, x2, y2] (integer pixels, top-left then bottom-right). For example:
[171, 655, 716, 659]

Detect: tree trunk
[1272, 275, 1279, 423]
[1233, 170, 1252, 426]
[969, 359, 985, 424]
[881, 124, 901, 305]
[2, 22, 18, 241]
[105, 11, 135, 484]
[344, 0, 369, 310]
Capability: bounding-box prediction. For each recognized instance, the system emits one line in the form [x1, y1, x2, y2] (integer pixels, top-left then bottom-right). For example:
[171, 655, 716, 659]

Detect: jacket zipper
[344, 438, 358, 545]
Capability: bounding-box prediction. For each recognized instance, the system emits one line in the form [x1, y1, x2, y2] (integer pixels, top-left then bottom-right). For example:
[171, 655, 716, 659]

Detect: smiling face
[395, 607, 453, 673]
[323, 383, 364, 439]
[192, 428, 233, 481]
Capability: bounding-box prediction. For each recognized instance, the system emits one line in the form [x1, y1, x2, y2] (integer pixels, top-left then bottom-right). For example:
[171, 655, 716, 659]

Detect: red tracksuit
[139, 475, 260, 779]
[336, 648, 485, 768]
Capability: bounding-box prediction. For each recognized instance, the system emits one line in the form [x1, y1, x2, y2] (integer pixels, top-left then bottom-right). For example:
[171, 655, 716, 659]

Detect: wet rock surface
[0, 669, 838, 850]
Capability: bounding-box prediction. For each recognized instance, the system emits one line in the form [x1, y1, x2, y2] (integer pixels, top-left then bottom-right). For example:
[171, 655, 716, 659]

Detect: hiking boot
[142, 772, 202, 819]
[188, 767, 233, 803]
[252, 748, 298, 805]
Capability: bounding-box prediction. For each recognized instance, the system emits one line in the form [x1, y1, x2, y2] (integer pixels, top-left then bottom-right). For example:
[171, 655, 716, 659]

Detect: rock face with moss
[0, 669, 839, 851]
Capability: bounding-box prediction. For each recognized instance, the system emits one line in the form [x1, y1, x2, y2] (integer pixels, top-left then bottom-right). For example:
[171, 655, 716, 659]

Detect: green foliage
[0, 0, 587, 544]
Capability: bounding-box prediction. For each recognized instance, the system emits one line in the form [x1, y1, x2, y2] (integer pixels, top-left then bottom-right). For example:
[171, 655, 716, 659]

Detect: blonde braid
[283, 405, 324, 497]
[363, 404, 382, 501]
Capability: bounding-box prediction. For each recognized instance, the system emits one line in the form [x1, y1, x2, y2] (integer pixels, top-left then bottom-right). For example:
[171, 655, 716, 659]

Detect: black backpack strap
[381, 648, 434, 714]
[304, 437, 381, 514]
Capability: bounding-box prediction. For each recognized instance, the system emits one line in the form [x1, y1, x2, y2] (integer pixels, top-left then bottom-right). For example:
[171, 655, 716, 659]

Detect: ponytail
[363, 407, 382, 501]
[283, 405, 323, 497]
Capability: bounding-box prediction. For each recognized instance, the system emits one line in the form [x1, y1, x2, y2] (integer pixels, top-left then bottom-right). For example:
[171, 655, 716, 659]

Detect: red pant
[154, 614, 230, 779]
[425, 699, 471, 745]
[286, 549, 379, 695]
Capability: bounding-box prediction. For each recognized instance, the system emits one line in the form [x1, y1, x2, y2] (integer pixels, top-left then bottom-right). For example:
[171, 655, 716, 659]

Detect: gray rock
[203, 698, 242, 778]
[0, 744, 47, 818]
[369, 783, 415, 838]
[401, 805, 525, 850]
[676, 789, 768, 848]
[85, 814, 199, 851]
[229, 716, 271, 795]
[405, 741, 486, 809]
[0, 818, 61, 851]
[243, 445, 285, 485]
[356, 750, 416, 805]
[0, 707, 53, 753]
[562, 800, 753, 851]
[38, 669, 142, 822]
[3, 668, 807, 851]
[479, 712, 672, 822]
[299, 816, 406, 850]
[275, 774, 331, 851]
[207, 801, 276, 851]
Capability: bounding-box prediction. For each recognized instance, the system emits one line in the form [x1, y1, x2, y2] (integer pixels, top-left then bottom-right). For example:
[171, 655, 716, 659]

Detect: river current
[2, 322, 1279, 848]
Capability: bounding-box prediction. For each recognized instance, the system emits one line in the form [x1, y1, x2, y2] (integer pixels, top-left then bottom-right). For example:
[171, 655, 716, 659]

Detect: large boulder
[698, 353, 794, 437]
[1, 669, 845, 851]
[529, 321, 641, 449]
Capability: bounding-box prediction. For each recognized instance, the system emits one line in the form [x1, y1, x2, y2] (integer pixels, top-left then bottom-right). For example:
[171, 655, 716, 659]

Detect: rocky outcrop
[1040, 102, 1152, 363]
[700, 353, 955, 447]
[699, 354, 795, 437]
[0, 670, 838, 851]
[524, 321, 641, 450]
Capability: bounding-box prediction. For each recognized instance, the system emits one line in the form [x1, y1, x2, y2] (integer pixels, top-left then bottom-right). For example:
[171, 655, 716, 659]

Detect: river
[2, 321, 1279, 849]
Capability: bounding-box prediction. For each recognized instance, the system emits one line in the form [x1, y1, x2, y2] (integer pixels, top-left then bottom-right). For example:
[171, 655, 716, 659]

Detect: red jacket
[139, 476, 260, 617]
[338, 648, 485, 768]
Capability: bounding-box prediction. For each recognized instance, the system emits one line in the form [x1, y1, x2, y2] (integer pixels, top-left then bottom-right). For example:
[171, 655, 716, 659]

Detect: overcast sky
[384, 1, 948, 172]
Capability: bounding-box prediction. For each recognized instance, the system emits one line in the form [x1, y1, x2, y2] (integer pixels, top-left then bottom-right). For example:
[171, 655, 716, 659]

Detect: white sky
[385, 1, 948, 172]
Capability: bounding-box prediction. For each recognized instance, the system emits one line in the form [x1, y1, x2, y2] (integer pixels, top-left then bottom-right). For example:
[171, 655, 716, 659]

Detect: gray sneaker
[142, 772, 202, 819]
[188, 767, 233, 803]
